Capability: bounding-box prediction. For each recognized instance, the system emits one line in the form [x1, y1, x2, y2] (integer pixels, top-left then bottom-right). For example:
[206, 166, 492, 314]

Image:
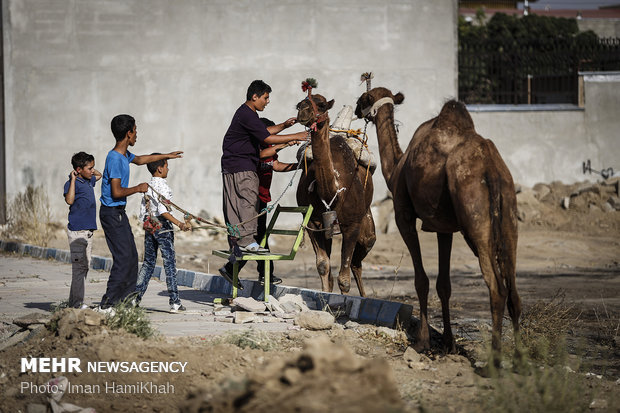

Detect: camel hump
[434, 100, 474, 133]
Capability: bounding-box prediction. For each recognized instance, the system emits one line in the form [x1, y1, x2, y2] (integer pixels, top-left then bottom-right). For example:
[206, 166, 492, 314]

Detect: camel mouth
[296, 100, 316, 127]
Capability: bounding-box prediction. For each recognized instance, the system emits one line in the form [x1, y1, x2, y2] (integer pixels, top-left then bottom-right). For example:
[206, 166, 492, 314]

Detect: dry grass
[3, 185, 56, 246]
[507, 289, 578, 365]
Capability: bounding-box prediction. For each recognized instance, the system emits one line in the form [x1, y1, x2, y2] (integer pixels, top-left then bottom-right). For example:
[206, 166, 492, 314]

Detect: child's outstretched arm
[110, 178, 148, 199]
[64, 170, 78, 205]
[133, 151, 183, 165]
[160, 212, 191, 231]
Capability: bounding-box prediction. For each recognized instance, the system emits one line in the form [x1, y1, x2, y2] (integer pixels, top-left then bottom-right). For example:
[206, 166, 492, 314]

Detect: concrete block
[46, 248, 57, 259]
[56, 250, 70, 263]
[209, 276, 232, 295]
[345, 296, 363, 320]
[376, 301, 403, 328]
[358, 298, 382, 324]
[151, 266, 162, 279]
[192, 273, 210, 290]
[91, 257, 106, 270]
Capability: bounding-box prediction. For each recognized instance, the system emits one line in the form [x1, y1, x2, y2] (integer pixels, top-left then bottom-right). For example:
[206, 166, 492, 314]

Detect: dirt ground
[1, 179, 619, 412]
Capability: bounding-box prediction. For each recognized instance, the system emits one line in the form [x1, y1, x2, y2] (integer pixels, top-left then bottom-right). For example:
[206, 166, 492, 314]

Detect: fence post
[578, 74, 585, 108]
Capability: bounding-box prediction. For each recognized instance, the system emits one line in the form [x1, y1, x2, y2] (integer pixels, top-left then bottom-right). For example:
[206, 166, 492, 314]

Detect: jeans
[135, 220, 180, 305]
[100, 205, 138, 308]
[67, 229, 93, 307]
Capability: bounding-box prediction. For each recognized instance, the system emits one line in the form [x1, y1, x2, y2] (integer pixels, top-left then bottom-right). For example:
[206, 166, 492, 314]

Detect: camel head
[296, 94, 335, 129]
[355, 87, 404, 121]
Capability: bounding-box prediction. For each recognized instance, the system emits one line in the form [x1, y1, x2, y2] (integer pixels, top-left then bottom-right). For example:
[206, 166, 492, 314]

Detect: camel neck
[310, 119, 339, 200]
[374, 105, 403, 189]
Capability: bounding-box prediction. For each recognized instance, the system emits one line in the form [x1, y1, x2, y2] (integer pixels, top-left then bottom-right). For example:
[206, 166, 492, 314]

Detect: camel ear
[394, 92, 404, 105]
[327, 99, 335, 110]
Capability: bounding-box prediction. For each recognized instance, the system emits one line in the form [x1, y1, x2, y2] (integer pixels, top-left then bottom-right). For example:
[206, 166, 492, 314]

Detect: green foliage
[218, 329, 275, 351]
[106, 299, 156, 339]
[458, 12, 619, 104]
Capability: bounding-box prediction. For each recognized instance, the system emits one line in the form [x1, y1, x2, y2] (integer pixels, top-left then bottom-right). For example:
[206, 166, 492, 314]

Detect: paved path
[0, 253, 291, 337]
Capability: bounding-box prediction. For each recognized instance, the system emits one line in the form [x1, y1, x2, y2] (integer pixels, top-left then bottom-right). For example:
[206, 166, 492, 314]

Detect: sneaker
[240, 242, 269, 253]
[94, 306, 116, 316]
[218, 267, 244, 290]
[258, 275, 283, 285]
[169, 303, 186, 313]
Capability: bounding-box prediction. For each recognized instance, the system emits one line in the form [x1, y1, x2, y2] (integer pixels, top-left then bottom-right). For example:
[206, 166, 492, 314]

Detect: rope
[146, 184, 229, 234]
[321, 187, 346, 211]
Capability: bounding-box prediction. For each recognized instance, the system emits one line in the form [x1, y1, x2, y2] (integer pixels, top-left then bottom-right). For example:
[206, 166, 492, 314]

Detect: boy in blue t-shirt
[98, 114, 183, 311]
[63, 151, 102, 309]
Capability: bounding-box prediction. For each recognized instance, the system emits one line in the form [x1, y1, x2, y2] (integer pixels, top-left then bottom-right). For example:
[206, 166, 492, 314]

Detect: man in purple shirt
[219, 80, 307, 287]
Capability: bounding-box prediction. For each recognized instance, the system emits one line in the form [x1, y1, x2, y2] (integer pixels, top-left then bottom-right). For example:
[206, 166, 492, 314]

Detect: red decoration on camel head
[301, 78, 318, 98]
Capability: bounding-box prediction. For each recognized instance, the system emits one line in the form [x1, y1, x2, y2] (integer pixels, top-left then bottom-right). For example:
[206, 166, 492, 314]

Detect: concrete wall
[578, 18, 620, 38]
[2, 0, 458, 224]
[468, 73, 620, 187]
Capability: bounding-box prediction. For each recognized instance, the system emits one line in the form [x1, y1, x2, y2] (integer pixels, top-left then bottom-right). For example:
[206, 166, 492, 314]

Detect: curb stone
[1, 240, 413, 329]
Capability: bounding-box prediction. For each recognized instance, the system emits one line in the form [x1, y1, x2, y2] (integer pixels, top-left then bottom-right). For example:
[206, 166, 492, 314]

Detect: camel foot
[412, 340, 430, 353]
[441, 333, 457, 354]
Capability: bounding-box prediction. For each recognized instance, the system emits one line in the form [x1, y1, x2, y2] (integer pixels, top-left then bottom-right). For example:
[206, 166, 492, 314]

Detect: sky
[518, 0, 620, 9]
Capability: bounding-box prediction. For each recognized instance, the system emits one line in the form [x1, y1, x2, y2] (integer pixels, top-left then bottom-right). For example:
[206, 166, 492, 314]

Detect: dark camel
[355, 88, 521, 364]
[296, 93, 376, 296]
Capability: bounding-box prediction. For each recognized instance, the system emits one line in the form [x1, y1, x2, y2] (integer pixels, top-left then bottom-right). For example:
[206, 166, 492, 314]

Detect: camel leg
[436, 232, 456, 354]
[351, 212, 376, 297]
[337, 225, 361, 294]
[477, 249, 507, 368]
[396, 219, 430, 351]
[307, 223, 333, 292]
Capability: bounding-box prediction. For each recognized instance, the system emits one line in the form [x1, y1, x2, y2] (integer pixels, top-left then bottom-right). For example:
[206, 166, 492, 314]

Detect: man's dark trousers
[99, 205, 139, 308]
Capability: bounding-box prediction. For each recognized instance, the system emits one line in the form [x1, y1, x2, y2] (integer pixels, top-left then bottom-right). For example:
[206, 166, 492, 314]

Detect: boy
[256, 118, 300, 286]
[63, 151, 102, 309]
[219, 80, 307, 288]
[99, 114, 182, 310]
[134, 155, 190, 313]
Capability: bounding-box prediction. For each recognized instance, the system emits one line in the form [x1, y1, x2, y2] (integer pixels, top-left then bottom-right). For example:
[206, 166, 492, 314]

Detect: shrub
[106, 299, 156, 339]
[3, 185, 55, 246]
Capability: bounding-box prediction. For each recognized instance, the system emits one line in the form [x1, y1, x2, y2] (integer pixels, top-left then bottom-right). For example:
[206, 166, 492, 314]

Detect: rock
[589, 399, 608, 409]
[607, 195, 620, 210]
[532, 183, 551, 201]
[0, 321, 21, 341]
[13, 312, 50, 328]
[234, 312, 260, 324]
[279, 294, 311, 312]
[294, 310, 335, 330]
[59, 402, 87, 412]
[265, 296, 285, 313]
[232, 297, 266, 313]
[571, 183, 600, 197]
[214, 316, 234, 323]
[344, 320, 360, 329]
[83, 310, 104, 326]
[561, 196, 570, 209]
[516, 188, 541, 221]
[375, 326, 401, 339]
[602, 202, 615, 212]
[0, 330, 30, 351]
[26, 404, 47, 413]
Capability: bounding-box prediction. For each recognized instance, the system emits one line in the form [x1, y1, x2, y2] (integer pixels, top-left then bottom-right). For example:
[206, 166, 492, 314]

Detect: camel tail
[485, 169, 511, 298]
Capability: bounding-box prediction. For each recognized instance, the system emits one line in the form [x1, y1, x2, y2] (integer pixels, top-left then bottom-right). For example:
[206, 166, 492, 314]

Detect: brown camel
[355, 88, 521, 364]
[296, 93, 376, 296]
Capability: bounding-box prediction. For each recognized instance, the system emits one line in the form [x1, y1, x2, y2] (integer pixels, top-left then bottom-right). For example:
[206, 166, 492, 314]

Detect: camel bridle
[360, 96, 394, 119]
[302, 96, 329, 131]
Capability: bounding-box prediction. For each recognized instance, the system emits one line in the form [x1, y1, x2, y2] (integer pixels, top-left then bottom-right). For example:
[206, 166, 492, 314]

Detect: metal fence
[458, 37, 620, 104]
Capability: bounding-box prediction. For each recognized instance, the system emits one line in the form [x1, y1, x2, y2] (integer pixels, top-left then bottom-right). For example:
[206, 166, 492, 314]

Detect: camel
[295, 92, 376, 296]
[355, 87, 521, 365]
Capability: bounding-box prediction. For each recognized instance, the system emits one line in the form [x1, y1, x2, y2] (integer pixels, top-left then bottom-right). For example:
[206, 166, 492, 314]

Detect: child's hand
[179, 222, 191, 231]
[283, 117, 297, 128]
[69, 170, 78, 180]
[167, 151, 184, 159]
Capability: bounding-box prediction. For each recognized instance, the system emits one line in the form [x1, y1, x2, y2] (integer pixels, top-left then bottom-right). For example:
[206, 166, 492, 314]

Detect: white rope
[361, 97, 394, 118]
[321, 187, 346, 211]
